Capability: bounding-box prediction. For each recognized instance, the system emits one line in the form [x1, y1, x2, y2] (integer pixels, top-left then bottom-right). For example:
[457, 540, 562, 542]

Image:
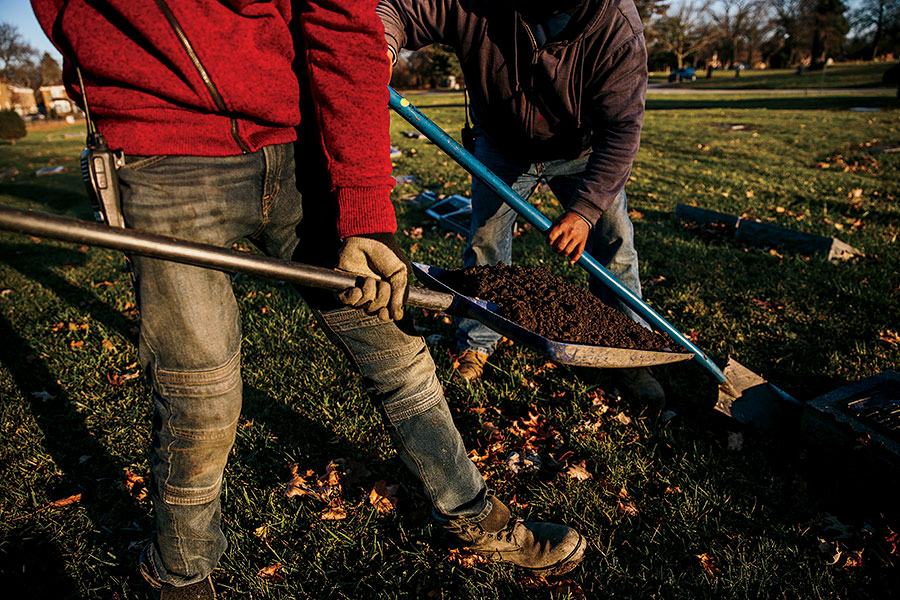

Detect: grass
[1, 83, 899, 599]
[648, 60, 898, 89]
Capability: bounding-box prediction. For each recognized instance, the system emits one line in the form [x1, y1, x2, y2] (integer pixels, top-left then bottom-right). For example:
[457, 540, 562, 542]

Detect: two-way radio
[76, 67, 125, 228]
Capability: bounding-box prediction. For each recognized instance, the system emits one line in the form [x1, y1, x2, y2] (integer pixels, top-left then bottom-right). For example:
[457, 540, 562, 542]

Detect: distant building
[0, 82, 38, 116]
[38, 84, 79, 116]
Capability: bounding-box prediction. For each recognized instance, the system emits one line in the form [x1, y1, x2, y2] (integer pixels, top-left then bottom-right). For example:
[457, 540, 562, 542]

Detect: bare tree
[852, 0, 900, 58]
[650, 0, 713, 69]
[712, 0, 759, 75]
[0, 23, 37, 84]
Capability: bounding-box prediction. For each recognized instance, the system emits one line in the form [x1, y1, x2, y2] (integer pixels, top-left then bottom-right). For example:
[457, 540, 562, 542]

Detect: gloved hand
[336, 233, 409, 321]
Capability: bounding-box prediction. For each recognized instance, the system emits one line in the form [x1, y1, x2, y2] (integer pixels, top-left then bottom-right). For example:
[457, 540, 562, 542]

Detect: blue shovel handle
[388, 87, 728, 385]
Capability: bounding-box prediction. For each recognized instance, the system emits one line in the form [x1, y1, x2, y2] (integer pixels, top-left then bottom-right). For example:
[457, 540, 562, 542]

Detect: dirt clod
[438, 264, 676, 351]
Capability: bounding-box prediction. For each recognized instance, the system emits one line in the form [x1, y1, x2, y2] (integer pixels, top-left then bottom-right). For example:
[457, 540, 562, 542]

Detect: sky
[2, 0, 62, 62]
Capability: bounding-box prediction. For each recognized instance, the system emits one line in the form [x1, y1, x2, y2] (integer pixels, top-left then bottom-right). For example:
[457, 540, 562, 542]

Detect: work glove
[336, 233, 409, 321]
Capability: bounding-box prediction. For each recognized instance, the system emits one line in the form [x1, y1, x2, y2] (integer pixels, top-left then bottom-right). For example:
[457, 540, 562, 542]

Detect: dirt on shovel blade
[438, 264, 676, 352]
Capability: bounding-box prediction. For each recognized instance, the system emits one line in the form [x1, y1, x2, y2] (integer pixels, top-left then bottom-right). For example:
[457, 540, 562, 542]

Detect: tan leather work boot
[615, 367, 665, 410]
[456, 350, 489, 381]
[441, 496, 586, 575]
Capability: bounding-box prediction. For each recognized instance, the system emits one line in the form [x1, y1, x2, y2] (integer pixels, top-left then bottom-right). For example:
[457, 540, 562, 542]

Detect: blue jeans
[457, 133, 646, 355]
[119, 144, 487, 587]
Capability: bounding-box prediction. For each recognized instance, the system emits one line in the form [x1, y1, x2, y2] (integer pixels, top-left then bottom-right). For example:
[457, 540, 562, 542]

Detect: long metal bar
[388, 87, 728, 384]
[0, 206, 453, 312]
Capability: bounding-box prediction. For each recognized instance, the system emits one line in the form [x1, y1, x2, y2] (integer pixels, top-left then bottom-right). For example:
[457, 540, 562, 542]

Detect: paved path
[646, 84, 895, 94]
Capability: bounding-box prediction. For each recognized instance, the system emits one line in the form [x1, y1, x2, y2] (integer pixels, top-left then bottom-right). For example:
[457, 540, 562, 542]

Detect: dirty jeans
[119, 144, 487, 588]
[457, 133, 646, 355]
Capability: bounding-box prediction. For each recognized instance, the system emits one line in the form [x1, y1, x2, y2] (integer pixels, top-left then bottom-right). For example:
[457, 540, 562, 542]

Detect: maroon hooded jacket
[31, 0, 396, 238]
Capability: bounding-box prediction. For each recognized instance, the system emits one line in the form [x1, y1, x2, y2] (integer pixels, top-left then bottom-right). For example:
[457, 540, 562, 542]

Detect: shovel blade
[715, 358, 800, 430]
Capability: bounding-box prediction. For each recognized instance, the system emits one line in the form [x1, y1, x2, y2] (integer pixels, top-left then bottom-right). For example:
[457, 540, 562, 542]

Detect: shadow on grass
[647, 95, 899, 111]
[0, 314, 148, 598]
[0, 240, 138, 347]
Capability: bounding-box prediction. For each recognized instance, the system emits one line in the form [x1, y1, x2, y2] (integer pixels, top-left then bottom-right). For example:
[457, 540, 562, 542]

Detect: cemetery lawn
[1, 89, 898, 598]
[649, 60, 898, 90]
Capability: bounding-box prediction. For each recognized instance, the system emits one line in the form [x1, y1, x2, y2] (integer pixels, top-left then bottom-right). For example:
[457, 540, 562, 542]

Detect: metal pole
[0, 205, 453, 312]
[388, 87, 728, 384]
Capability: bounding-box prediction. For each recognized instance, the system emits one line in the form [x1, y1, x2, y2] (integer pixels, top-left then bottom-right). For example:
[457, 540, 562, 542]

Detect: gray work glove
[336, 233, 409, 321]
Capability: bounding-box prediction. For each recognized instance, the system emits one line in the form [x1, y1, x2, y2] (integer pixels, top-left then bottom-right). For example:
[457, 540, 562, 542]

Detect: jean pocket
[123, 155, 168, 172]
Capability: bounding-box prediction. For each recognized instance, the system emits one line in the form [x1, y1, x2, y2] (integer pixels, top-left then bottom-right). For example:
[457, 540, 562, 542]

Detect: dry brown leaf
[878, 330, 900, 345]
[252, 525, 270, 540]
[616, 412, 632, 425]
[445, 548, 488, 569]
[617, 499, 640, 516]
[101, 339, 116, 352]
[257, 562, 284, 582]
[697, 553, 721, 577]
[321, 502, 347, 521]
[566, 460, 592, 481]
[285, 464, 324, 500]
[368, 480, 400, 515]
[50, 493, 82, 508]
[69, 340, 84, 350]
[107, 370, 141, 386]
[122, 469, 148, 501]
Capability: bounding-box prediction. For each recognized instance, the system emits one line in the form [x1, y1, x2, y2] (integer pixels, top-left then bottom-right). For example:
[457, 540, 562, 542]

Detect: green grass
[649, 61, 898, 90]
[2, 90, 899, 599]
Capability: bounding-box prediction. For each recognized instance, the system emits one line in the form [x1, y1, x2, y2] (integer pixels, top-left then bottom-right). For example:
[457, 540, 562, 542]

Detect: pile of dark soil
[437, 264, 677, 351]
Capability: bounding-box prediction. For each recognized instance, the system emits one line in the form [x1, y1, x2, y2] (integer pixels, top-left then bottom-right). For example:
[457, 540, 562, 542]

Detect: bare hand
[547, 212, 590, 264]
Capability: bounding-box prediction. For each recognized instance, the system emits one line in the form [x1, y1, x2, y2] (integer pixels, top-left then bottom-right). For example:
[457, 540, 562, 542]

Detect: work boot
[159, 577, 216, 600]
[615, 367, 665, 410]
[456, 350, 489, 381]
[440, 496, 586, 575]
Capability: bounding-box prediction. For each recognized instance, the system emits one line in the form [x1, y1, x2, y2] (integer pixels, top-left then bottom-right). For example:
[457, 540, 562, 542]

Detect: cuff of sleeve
[567, 198, 604, 228]
[336, 186, 397, 239]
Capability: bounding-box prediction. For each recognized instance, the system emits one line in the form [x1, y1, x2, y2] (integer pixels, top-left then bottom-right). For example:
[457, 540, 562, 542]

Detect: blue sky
[3, 0, 62, 61]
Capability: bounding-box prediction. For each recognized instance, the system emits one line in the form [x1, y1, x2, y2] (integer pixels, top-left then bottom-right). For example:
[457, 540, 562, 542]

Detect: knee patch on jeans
[382, 375, 443, 424]
[153, 352, 242, 506]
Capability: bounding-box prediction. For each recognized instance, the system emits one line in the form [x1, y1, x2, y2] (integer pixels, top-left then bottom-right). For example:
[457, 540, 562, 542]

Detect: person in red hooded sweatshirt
[31, 2, 585, 597]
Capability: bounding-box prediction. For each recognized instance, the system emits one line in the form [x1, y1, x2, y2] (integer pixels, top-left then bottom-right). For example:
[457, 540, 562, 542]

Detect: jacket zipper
[153, 0, 251, 154]
[521, 23, 539, 137]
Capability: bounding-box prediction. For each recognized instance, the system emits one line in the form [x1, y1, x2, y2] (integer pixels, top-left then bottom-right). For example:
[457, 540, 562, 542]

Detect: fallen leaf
[0, 289, 12, 298]
[50, 493, 82, 508]
[566, 461, 592, 481]
[257, 562, 284, 582]
[69, 340, 85, 350]
[697, 553, 721, 577]
[445, 548, 488, 569]
[252, 525, 270, 540]
[101, 339, 116, 352]
[616, 412, 632, 425]
[122, 468, 148, 501]
[878, 330, 900, 345]
[321, 502, 347, 520]
[368, 480, 399, 514]
[107, 370, 141, 386]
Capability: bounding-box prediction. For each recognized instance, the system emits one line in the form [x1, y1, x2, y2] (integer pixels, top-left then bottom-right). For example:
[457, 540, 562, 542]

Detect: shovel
[388, 87, 799, 424]
[0, 205, 691, 369]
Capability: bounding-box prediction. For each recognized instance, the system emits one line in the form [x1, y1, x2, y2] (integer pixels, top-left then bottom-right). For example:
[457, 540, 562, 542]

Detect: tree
[0, 23, 37, 84]
[38, 52, 62, 87]
[650, 0, 713, 69]
[852, 0, 900, 58]
[809, 0, 850, 68]
[711, 0, 760, 74]
[634, 0, 671, 25]
[769, 0, 811, 65]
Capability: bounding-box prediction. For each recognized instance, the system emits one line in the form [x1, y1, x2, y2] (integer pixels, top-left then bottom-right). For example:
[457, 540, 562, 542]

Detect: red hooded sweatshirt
[31, 0, 396, 238]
